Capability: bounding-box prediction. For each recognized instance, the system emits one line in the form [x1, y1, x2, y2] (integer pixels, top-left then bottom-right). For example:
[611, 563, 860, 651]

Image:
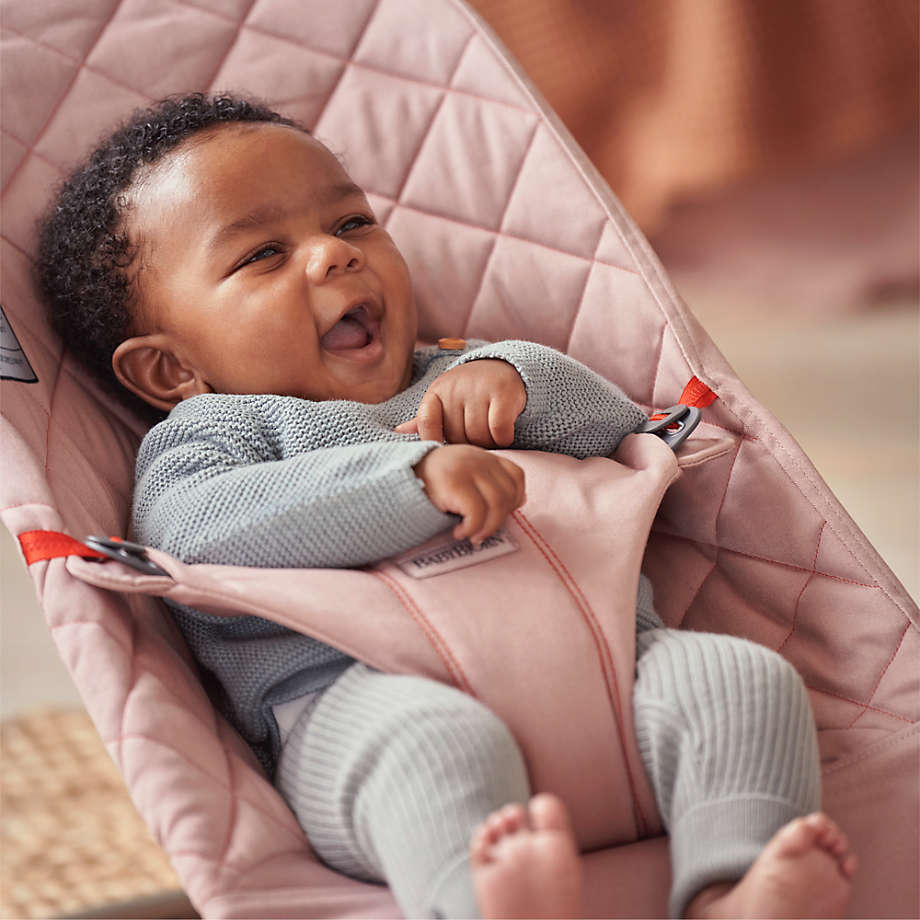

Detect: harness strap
[18, 530, 106, 564]
[649, 375, 718, 421]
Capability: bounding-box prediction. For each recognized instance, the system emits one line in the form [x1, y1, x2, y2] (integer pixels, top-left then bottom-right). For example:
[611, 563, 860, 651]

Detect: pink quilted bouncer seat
[2, 1, 917, 917]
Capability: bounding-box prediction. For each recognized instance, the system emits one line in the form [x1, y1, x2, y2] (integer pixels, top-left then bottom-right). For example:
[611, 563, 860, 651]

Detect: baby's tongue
[321, 315, 368, 350]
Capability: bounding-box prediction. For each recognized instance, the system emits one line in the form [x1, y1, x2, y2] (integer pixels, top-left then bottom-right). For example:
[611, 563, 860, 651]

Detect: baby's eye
[336, 215, 373, 235]
[243, 246, 282, 265]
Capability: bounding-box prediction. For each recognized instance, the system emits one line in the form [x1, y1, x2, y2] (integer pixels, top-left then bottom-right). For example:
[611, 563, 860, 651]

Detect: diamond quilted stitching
[386, 206, 495, 338]
[595, 220, 648, 275]
[654, 445, 741, 552]
[355, 0, 473, 85]
[860, 624, 920, 722]
[501, 122, 608, 258]
[0, 32, 79, 151]
[0, 130, 28, 189]
[88, 0, 239, 99]
[247, 0, 377, 59]
[451, 32, 535, 110]
[2, 151, 62, 253]
[718, 437, 828, 568]
[401, 91, 538, 229]
[315, 66, 444, 199]
[813, 517, 881, 586]
[679, 552, 798, 650]
[650, 327, 697, 410]
[211, 28, 345, 127]
[179, 0, 253, 21]
[782, 576, 904, 706]
[468, 236, 590, 350]
[568, 265, 666, 406]
[33, 68, 148, 166]
[643, 530, 718, 626]
[0, 0, 113, 60]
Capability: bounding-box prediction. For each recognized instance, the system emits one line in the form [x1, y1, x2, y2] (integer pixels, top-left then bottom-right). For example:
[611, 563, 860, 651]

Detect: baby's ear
[112, 335, 211, 412]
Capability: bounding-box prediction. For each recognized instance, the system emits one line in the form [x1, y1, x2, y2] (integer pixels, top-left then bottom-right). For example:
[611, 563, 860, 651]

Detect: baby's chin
[318, 370, 411, 405]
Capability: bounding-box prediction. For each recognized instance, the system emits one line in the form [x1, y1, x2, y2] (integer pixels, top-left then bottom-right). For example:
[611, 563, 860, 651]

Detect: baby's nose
[306, 235, 363, 281]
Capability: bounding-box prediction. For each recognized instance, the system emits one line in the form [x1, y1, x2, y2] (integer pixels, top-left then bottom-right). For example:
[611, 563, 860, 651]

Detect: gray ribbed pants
[276, 583, 820, 919]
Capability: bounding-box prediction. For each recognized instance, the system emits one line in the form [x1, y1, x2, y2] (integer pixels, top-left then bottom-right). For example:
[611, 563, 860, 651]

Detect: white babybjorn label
[1, 305, 37, 383]
[394, 529, 519, 579]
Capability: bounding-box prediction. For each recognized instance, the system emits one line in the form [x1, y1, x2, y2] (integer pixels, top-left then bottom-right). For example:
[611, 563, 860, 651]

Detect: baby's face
[125, 123, 418, 404]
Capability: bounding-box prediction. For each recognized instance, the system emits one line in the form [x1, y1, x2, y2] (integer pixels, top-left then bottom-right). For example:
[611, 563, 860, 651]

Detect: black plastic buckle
[84, 536, 168, 576]
[639, 404, 701, 451]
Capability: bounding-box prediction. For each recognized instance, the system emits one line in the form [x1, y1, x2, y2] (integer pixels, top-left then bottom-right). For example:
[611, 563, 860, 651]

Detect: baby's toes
[483, 803, 526, 844]
[470, 823, 493, 865]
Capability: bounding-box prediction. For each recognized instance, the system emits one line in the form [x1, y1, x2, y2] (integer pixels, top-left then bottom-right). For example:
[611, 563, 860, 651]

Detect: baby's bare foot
[471, 793, 583, 919]
[685, 812, 857, 919]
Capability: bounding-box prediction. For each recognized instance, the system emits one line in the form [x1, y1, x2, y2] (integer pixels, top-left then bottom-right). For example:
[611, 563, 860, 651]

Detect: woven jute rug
[1, 708, 187, 919]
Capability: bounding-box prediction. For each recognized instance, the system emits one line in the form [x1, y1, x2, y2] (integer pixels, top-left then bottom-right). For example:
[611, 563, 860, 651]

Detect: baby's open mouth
[321, 305, 378, 351]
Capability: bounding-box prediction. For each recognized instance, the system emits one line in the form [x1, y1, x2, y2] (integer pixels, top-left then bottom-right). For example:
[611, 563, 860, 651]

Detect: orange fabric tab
[437, 337, 467, 350]
[18, 530, 106, 565]
[678, 376, 718, 408]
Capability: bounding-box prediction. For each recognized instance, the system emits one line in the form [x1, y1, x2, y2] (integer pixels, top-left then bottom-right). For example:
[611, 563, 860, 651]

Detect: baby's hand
[413, 445, 526, 545]
[396, 360, 526, 447]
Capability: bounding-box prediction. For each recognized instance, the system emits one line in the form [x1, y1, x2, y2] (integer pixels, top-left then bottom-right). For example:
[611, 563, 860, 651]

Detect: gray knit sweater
[132, 340, 647, 774]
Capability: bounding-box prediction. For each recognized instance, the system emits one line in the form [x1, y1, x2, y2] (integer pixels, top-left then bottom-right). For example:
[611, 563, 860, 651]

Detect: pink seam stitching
[512, 508, 650, 837]
[1, 23, 160, 106]
[173, 2, 534, 118]
[370, 569, 473, 694]
[197, 0, 259, 94]
[846, 621, 913, 729]
[0, 2, 122, 197]
[562, 227, 604, 354]
[776, 520, 826, 653]
[459, 118, 541, 334]
[378, 196, 641, 277]
[386, 46, 465, 211]
[675, 431, 744, 627]
[805, 683, 914, 725]
[656, 527, 880, 589]
[299, 1, 381, 137]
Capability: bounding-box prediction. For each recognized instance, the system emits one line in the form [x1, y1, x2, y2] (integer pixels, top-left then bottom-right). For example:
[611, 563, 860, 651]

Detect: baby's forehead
[130, 123, 357, 222]
[148, 121, 341, 183]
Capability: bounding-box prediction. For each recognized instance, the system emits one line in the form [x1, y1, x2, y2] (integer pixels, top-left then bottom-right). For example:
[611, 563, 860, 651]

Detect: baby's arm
[414, 444, 525, 545]
[133, 397, 524, 568]
[396, 357, 526, 447]
[403, 341, 648, 459]
[133, 409, 452, 569]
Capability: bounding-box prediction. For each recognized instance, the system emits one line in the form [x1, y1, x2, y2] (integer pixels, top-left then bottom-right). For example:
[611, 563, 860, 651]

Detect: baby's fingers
[466, 465, 525, 546]
[414, 394, 446, 443]
[394, 418, 419, 434]
[487, 397, 519, 447]
[495, 457, 527, 509]
[451, 489, 487, 543]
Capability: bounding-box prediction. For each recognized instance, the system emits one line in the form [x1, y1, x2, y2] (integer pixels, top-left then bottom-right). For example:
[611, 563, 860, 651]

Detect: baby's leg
[685, 811, 856, 918]
[275, 663, 530, 919]
[634, 627, 853, 919]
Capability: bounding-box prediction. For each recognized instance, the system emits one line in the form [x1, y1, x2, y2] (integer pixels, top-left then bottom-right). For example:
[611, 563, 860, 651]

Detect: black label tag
[1, 305, 38, 383]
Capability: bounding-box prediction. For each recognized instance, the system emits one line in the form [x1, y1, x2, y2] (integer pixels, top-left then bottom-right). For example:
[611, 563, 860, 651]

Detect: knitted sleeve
[452, 340, 648, 458]
[132, 397, 452, 569]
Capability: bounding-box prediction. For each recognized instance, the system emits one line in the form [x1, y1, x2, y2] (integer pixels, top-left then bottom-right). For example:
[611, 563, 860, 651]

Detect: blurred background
[2, 1, 918, 917]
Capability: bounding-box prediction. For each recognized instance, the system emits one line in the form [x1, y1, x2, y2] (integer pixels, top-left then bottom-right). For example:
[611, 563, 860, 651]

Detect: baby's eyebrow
[208, 182, 366, 252]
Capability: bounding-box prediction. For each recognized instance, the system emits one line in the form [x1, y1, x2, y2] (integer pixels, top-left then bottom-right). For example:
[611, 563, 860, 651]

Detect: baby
[37, 93, 856, 919]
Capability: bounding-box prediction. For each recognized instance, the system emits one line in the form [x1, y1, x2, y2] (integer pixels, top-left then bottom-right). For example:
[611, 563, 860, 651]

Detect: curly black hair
[35, 92, 305, 398]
